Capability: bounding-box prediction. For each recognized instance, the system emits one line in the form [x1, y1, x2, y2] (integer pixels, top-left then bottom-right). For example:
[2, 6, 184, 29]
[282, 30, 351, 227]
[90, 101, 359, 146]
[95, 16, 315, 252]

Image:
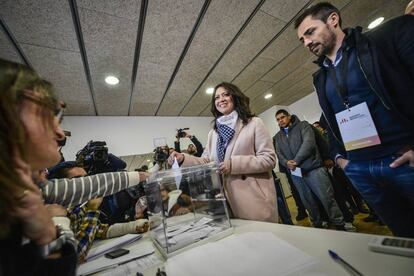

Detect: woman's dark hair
[210, 82, 255, 130]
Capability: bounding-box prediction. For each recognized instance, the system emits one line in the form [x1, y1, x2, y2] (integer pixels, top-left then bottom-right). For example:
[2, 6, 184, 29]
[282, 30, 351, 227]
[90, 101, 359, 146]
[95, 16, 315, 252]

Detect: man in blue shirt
[295, 2, 414, 237]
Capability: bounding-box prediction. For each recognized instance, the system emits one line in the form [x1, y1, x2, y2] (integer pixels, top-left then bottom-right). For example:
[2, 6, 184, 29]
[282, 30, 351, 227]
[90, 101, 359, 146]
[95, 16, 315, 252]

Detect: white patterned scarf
[216, 111, 238, 162]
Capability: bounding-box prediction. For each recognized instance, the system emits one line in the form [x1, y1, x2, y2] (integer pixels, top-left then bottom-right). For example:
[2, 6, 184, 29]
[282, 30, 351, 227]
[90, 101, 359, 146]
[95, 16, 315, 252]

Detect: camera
[153, 146, 169, 163]
[177, 127, 189, 138]
[76, 140, 125, 175]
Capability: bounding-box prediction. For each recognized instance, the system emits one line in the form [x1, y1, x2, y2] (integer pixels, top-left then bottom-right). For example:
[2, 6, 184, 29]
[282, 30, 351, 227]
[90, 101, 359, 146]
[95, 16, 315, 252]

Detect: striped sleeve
[42, 171, 139, 208]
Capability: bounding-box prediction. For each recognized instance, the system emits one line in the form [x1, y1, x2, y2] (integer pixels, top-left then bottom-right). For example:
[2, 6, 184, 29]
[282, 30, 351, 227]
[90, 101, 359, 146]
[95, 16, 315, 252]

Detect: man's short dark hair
[313, 121, 320, 125]
[294, 2, 342, 29]
[275, 109, 290, 117]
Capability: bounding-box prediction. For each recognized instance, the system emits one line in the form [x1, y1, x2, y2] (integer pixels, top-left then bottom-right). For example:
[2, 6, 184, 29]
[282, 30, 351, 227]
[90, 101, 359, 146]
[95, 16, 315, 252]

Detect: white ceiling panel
[21, 43, 94, 115]
[0, 0, 406, 117]
[156, 0, 261, 116]
[78, 5, 139, 115]
[261, 0, 309, 22]
[130, 0, 204, 115]
[77, 0, 140, 20]
[0, 0, 78, 51]
[180, 9, 284, 116]
[0, 29, 22, 63]
[232, 56, 276, 91]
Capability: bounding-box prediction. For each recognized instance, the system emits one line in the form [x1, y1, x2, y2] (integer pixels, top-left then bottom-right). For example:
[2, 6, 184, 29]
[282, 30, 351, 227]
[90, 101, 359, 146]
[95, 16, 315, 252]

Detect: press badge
[335, 102, 381, 151]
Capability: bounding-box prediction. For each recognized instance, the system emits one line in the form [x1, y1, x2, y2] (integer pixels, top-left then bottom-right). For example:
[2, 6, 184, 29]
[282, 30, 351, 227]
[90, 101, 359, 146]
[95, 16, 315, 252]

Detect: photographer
[174, 129, 203, 157]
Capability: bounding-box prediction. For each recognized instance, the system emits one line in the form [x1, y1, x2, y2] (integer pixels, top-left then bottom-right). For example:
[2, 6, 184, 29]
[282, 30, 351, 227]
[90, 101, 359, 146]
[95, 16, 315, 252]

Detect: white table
[97, 219, 414, 276]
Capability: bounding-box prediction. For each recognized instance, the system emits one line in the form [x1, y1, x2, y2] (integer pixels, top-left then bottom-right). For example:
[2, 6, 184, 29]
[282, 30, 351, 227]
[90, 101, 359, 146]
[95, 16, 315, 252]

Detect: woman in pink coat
[169, 82, 278, 222]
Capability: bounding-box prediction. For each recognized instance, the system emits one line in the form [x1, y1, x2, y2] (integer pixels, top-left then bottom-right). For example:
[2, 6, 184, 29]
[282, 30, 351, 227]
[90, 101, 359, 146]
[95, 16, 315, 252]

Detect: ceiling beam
[68, 0, 98, 115]
[0, 14, 33, 68]
[128, 0, 149, 116]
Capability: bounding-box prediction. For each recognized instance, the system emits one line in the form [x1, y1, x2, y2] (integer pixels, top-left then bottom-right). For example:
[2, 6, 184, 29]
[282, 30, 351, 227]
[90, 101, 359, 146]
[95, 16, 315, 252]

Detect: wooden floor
[286, 196, 393, 236]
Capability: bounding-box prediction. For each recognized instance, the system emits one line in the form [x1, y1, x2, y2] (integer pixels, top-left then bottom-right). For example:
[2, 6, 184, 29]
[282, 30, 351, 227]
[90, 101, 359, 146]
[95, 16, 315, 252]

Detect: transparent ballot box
[144, 162, 233, 258]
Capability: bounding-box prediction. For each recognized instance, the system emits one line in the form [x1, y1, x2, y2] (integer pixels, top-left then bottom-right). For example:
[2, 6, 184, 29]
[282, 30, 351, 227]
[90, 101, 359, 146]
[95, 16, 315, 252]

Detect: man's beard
[312, 26, 337, 57]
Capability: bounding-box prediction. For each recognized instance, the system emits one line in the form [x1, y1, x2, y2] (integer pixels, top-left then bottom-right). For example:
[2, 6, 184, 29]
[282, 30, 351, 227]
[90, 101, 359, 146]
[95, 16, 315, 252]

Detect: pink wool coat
[182, 117, 278, 223]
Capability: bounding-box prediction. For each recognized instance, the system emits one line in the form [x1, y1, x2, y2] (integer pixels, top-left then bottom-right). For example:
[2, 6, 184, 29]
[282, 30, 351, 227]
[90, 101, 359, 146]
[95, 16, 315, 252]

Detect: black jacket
[313, 15, 414, 159]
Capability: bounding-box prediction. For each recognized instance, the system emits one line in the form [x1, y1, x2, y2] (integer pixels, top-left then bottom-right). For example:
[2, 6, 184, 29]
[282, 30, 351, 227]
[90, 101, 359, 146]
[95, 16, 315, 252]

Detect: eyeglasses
[21, 90, 65, 123]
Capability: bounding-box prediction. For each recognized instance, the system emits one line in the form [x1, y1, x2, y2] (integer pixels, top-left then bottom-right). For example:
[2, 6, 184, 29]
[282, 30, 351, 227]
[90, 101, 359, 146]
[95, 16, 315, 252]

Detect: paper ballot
[172, 157, 182, 189]
[290, 167, 302, 178]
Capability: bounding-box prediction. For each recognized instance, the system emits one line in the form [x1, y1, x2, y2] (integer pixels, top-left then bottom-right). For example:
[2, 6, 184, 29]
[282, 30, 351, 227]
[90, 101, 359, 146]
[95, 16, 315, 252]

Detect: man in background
[273, 109, 352, 231]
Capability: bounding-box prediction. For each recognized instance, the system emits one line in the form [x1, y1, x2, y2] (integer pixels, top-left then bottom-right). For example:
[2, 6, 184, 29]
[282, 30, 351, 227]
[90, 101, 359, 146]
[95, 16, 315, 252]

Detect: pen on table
[328, 250, 364, 276]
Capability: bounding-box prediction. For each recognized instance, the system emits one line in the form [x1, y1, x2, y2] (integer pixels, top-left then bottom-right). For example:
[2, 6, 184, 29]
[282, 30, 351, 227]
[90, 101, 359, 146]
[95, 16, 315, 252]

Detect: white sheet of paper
[165, 232, 319, 276]
[290, 167, 302, 178]
[172, 157, 182, 189]
[99, 253, 161, 276]
[86, 234, 142, 261]
[335, 102, 381, 151]
[78, 239, 155, 276]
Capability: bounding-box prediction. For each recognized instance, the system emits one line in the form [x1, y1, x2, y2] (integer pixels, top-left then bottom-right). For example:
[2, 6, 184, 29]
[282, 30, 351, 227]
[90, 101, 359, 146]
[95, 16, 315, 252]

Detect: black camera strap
[328, 49, 350, 109]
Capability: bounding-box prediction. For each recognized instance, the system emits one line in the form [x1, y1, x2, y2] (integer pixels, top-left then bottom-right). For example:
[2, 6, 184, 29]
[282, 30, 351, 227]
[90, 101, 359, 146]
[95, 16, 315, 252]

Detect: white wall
[61, 116, 214, 161]
[288, 92, 321, 124]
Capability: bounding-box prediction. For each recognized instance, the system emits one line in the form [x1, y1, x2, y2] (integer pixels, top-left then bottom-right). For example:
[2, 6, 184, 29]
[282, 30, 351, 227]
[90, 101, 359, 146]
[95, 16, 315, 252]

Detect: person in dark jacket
[273, 110, 351, 230]
[295, 2, 414, 237]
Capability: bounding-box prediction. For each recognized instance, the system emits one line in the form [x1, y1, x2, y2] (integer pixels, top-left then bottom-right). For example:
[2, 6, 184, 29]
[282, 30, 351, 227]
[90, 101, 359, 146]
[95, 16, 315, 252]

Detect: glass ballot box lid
[144, 162, 233, 258]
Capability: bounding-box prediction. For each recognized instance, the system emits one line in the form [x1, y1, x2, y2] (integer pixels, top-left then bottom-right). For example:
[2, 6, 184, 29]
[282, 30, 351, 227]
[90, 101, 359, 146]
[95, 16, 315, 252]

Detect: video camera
[76, 140, 125, 175]
[176, 127, 189, 138]
[153, 146, 169, 163]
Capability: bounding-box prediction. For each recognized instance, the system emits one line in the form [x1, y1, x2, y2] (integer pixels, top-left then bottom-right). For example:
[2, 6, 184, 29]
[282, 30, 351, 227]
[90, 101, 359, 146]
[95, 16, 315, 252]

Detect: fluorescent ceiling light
[368, 17, 384, 29]
[146, 159, 151, 162]
[105, 75, 119, 85]
[206, 87, 214, 94]
[264, 93, 272, 99]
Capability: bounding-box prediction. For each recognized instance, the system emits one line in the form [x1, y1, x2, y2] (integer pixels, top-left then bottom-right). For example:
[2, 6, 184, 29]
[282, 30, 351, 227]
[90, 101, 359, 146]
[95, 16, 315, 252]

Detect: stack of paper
[154, 217, 221, 249]
[86, 234, 142, 261]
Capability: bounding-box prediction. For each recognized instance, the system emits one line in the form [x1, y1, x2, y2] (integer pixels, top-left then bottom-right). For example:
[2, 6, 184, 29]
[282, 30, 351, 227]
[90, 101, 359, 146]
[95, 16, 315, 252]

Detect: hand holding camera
[176, 128, 190, 139]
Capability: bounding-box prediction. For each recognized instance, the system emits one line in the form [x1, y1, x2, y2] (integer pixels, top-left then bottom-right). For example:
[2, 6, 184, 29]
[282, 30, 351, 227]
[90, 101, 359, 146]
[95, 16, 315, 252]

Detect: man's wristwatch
[39, 224, 76, 258]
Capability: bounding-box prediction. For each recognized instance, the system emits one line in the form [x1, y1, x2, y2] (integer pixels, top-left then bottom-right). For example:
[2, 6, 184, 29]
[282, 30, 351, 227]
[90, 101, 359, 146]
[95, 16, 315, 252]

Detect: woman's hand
[135, 221, 149, 233]
[45, 204, 67, 217]
[168, 151, 184, 165]
[219, 160, 231, 174]
[13, 157, 57, 245]
[175, 207, 190, 216]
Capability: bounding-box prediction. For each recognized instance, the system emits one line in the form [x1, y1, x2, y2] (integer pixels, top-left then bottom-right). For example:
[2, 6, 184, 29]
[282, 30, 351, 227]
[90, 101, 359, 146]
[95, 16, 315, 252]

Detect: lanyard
[328, 49, 350, 109]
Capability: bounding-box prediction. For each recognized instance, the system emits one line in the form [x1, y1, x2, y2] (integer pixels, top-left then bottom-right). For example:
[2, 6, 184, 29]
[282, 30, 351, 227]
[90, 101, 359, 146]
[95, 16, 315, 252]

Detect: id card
[335, 102, 381, 151]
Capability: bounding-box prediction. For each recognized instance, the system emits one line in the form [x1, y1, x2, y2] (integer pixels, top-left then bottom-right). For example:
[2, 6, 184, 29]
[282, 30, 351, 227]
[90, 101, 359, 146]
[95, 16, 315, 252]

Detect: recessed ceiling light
[105, 75, 119, 85]
[264, 93, 272, 99]
[146, 159, 151, 162]
[206, 87, 214, 94]
[368, 17, 384, 29]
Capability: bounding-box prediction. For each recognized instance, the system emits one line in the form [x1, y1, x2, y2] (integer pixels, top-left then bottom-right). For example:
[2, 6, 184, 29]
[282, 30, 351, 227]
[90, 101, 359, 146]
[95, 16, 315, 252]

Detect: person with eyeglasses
[0, 59, 77, 275]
